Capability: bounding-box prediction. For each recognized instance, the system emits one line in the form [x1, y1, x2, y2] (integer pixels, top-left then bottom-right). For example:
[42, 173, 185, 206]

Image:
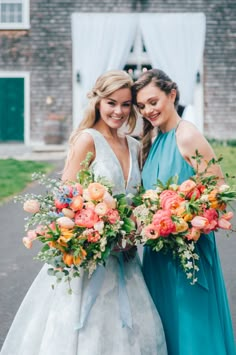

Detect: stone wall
[0, 0, 235, 143]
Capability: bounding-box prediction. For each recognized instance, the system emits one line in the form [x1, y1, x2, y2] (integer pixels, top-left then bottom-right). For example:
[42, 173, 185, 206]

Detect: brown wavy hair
[132, 69, 180, 166]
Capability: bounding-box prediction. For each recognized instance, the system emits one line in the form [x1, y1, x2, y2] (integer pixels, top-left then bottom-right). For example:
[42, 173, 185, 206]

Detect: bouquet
[16, 153, 135, 290]
[133, 152, 236, 284]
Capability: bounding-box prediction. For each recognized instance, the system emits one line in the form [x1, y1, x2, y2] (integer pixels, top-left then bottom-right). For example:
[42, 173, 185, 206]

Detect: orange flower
[160, 190, 184, 211]
[172, 218, 188, 234]
[88, 182, 106, 201]
[69, 195, 83, 211]
[63, 253, 74, 266]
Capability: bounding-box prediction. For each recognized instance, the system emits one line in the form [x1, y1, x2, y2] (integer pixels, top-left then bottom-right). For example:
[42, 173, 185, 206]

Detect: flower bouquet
[133, 151, 236, 284]
[16, 153, 135, 290]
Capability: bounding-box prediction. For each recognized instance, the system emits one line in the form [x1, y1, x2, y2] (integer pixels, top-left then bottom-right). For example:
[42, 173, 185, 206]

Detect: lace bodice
[83, 128, 141, 197]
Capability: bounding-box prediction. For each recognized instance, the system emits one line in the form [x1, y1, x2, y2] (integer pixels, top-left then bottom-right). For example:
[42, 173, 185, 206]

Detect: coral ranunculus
[88, 182, 106, 201]
[75, 208, 99, 228]
[22, 237, 33, 249]
[107, 209, 120, 224]
[152, 210, 176, 236]
[185, 227, 201, 241]
[160, 190, 184, 211]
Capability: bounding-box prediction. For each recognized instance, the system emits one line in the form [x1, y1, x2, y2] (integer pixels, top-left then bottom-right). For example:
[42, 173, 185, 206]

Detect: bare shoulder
[62, 131, 95, 181]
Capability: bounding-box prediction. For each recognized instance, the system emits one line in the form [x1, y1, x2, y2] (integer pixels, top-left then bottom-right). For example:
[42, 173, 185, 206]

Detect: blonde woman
[1, 70, 167, 355]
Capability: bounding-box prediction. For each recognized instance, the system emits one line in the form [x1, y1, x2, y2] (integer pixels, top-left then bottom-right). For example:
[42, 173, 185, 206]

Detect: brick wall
[0, 0, 235, 143]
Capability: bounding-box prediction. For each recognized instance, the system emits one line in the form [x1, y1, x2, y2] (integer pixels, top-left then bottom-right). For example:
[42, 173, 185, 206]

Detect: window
[0, 0, 29, 29]
[124, 28, 152, 80]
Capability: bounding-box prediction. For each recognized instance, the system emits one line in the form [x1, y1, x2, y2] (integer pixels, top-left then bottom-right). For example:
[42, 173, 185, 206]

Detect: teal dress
[142, 128, 236, 355]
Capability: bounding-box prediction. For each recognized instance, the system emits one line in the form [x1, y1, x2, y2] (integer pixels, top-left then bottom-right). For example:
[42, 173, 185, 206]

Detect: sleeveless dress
[142, 127, 236, 355]
[1, 128, 167, 355]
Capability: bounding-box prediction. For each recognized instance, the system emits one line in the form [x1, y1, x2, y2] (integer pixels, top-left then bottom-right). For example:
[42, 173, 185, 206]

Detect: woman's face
[98, 87, 132, 129]
[136, 83, 176, 128]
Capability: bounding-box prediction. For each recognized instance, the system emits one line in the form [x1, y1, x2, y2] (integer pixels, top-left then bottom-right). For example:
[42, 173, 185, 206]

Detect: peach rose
[107, 209, 120, 224]
[57, 216, 75, 229]
[23, 199, 40, 214]
[62, 208, 75, 219]
[87, 231, 101, 243]
[95, 202, 109, 216]
[69, 195, 83, 211]
[103, 191, 117, 209]
[87, 182, 106, 201]
[178, 180, 197, 195]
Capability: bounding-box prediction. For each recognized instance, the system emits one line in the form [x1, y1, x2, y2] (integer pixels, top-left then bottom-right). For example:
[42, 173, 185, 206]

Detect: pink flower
[23, 199, 40, 214]
[152, 210, 176, 236]
[144, 224, 160, 239]
[217, 218, 232, 230]
[95, 202, 109, 216]
[191, 216, 209, 229]
[221, 211, 234, 221]
[178, 180, 197, 196]
[75, 208, 99, 228]
[103, 191, 117, 209]
[106, 209, 120, 224]
[57, 216, 75, 229]
[202, 208, 218, 233]
[27, 229, 37, 241]
[22, 237, 33, 249]
[159, 190, 184, 211]
[87, 231, 101, 243]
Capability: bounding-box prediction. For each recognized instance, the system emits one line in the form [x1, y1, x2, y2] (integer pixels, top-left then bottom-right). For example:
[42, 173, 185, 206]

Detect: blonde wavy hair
[69, 70, 137, 146]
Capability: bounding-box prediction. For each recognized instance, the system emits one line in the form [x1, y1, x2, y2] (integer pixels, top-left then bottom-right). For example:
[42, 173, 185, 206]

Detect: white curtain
[140, 13, 206, 105]
[72, 13, 138, 107]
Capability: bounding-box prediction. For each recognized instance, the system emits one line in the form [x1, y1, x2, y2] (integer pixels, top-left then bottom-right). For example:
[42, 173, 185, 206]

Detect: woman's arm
[62, 132, 95, 182]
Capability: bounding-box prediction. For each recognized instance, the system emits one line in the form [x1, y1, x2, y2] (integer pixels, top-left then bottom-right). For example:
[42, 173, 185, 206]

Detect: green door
[0, 78, 24, 142]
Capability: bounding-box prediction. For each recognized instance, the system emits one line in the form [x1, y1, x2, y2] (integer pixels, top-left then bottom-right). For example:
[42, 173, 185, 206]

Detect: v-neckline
[92, 129, 132, 190]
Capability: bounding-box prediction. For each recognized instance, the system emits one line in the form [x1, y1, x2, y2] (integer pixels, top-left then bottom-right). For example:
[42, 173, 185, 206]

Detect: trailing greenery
[0, 159, 54, 202]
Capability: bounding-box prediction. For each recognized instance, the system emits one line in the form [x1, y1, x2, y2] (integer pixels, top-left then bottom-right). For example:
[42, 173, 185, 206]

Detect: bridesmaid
[132, 68, 236, 355]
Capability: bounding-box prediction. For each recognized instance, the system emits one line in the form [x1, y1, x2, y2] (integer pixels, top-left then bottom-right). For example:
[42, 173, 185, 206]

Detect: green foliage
[0, 159, 54, 202]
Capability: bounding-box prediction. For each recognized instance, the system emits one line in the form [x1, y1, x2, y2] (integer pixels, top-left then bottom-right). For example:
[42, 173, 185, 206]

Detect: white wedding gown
[1, 128, 167, 355]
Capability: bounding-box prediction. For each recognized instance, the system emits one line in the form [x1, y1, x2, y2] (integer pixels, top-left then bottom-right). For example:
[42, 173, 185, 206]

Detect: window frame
[0, 0, 30, 29]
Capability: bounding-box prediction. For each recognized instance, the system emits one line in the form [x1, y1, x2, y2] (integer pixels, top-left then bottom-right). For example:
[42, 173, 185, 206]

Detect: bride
[1, 70, 167, 355]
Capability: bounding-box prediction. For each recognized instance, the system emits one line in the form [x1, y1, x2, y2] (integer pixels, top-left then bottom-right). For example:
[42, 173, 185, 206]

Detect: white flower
[199, 194, 209, 202]
[218, 184, 230, 192]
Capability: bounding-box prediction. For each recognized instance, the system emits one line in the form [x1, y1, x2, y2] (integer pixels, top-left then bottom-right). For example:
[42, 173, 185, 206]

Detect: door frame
[0, 71, 30, 145]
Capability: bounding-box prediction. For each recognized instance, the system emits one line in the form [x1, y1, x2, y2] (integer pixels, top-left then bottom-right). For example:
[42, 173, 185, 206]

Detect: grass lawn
[0, 159, 54, 203]
[211, 143, 236, 187]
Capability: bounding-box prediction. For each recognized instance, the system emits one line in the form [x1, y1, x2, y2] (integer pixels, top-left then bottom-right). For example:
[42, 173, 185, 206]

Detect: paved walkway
[0, 145, 236, 348]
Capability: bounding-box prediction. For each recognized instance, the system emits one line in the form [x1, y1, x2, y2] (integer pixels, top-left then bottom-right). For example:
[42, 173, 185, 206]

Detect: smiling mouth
[111, 116, 124, 121]
[148, 113, 160, 121]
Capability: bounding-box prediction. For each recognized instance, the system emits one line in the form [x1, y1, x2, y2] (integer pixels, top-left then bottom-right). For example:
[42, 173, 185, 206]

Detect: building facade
[0, 0, 235, 147]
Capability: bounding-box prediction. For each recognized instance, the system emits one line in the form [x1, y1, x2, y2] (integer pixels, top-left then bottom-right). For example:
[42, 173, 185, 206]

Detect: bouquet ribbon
[75, 253, 133, 330]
